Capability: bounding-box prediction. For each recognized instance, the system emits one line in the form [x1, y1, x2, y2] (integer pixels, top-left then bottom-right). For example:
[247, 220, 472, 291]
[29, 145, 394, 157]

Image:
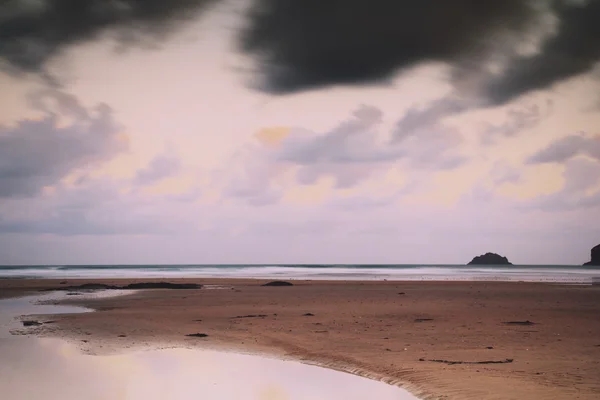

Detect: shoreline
[2, 278, 600, 399]
[2, 264, 599, 284]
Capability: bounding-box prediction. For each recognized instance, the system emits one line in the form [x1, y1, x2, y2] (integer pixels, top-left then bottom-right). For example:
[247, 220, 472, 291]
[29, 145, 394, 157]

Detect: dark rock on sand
[303, 313, 315, 316]
[414, 318, 434, 323]
[186, 333, 208, 338]
[468, 252, 512, 265]
[262, 281, 293, 287]
[48, 282, 201, 291]
[22, 320, 42, 327]
[123, 282, 201, 290]
[583, 244, 600, 266]
[73, 283, 119, 290]
[54, 283, 119, 291]
[231, 314, 268, 319]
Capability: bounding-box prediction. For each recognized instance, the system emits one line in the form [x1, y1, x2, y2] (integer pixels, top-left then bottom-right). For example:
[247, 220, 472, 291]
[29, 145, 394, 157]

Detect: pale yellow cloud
[281, 175, 334, 205]
[495, 163, 564, 200]
[142, 175, 196, 196]
[87, 152, 145, 181]
[41, 186, 58, 196]
[584, 184, 600, 197]
[336, 166, 408, 199]
[197, 187, 222, 205]
[254, 126, 291, 148]
[0, 75, 40, 126]
[430, 166, 486, 206]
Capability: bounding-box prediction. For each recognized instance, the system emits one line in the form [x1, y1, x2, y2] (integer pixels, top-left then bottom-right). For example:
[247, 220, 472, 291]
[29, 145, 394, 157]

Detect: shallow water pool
[0, 293, 418, 400]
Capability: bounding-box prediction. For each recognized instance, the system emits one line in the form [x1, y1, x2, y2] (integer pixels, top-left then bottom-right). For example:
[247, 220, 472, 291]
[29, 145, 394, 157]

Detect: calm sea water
[1, 264, 599, 283]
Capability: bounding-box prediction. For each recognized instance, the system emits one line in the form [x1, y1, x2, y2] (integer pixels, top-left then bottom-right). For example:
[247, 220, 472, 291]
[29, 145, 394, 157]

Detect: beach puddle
[0, 293, 417, 400]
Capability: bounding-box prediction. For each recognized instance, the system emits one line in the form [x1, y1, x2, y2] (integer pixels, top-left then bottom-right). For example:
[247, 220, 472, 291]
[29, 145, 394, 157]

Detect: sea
[1, 264, 599, 283]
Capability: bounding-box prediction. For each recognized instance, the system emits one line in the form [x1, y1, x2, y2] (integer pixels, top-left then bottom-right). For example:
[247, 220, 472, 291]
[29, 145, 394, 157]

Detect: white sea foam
[1, 264, 598, 283]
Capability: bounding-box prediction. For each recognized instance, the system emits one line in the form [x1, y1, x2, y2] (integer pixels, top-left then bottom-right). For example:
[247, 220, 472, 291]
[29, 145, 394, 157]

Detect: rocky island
[468, 252, 512, 265]
[583, 244, 600, 266]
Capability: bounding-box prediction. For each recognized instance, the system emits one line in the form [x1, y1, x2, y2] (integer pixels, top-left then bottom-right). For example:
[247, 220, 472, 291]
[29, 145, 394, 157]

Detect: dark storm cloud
[0, 89, 126, 197]
[243, 0, 600, 100]
[0, 0, 217, 74]
[487, 1, 600, 104]
[240, 0, 536, 94]
[2, 1, 599, 102]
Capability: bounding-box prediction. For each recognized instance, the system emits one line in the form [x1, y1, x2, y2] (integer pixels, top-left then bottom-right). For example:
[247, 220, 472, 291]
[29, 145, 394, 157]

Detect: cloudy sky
[1, 0, 599, 265]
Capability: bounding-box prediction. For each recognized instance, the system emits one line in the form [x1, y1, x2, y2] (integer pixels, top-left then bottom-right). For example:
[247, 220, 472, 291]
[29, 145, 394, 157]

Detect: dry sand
[2, 278, 600, 400]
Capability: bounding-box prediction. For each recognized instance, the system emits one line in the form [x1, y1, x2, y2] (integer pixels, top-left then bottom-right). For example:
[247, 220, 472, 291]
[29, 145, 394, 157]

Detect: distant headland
[468, 252, 512, 265]
[583, 244, 600, 266]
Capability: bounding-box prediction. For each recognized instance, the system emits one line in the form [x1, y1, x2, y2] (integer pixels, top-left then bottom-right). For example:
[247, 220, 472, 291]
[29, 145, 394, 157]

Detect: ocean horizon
[1, 264, 599, 283]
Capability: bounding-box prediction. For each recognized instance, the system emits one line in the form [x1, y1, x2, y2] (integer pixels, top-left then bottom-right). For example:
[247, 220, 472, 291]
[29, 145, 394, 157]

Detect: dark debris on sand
[503, 320, 536, 326]
[186, 333, 209, 338]
[419, 358, 514, 365]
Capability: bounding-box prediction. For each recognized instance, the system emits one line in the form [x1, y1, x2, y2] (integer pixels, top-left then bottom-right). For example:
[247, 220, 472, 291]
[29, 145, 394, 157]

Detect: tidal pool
[0, 293, 418, 400]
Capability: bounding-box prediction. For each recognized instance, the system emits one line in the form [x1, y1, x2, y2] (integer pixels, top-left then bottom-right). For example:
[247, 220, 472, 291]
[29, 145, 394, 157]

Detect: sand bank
[0, 292, 416, 400]
[1, 278, 600, 399]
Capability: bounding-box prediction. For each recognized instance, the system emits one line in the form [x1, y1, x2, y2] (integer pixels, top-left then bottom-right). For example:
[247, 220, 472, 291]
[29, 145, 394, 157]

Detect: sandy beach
[2, 278, 600, 400]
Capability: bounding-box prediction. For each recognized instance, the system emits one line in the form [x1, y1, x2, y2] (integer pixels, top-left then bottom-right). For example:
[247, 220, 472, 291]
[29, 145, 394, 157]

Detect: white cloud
[134, 150, 181, 186]
[527, 132, 600, 164]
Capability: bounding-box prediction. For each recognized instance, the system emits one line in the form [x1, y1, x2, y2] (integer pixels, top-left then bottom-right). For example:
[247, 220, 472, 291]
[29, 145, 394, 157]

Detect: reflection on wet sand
[0, 293, 417, 400]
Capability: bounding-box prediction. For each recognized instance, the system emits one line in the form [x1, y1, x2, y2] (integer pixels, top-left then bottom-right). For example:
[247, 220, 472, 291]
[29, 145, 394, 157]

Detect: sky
[0, 0, 599, 265]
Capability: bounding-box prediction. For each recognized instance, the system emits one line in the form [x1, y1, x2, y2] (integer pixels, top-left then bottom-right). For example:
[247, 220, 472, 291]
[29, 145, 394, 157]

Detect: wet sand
[2, 278, 600, 400]
[0, 292, 416, 400]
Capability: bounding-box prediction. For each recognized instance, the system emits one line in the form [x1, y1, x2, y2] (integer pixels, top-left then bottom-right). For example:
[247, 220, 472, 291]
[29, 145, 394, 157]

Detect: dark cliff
[583, 244, 600, 266]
